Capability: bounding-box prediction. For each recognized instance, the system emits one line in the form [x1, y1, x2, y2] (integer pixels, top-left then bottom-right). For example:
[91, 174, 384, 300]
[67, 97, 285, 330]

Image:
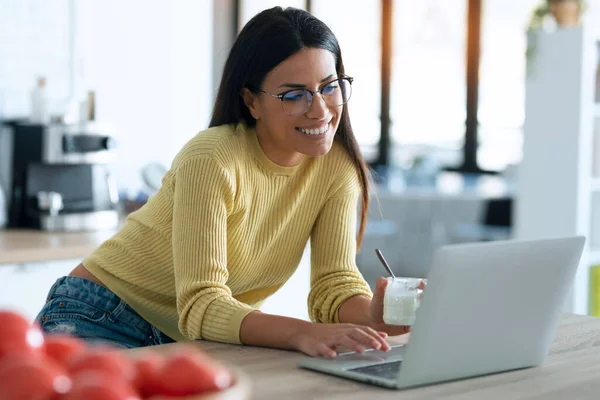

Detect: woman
[35, 7, 411, 358]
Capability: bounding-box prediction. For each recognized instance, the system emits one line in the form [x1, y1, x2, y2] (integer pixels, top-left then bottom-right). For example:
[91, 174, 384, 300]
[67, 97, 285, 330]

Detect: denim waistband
[47, 276, 150, 332]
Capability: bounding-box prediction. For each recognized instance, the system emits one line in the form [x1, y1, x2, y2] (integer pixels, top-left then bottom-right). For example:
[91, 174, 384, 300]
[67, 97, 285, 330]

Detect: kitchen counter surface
[0, 228, 117, 265]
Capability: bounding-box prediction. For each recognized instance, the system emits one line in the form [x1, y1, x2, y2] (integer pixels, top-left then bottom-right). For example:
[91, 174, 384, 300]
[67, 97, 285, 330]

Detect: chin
[303, 142, 334, 158]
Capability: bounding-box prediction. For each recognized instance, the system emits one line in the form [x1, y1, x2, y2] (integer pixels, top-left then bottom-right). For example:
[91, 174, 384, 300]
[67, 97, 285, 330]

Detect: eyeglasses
[253, 76, 354, 116]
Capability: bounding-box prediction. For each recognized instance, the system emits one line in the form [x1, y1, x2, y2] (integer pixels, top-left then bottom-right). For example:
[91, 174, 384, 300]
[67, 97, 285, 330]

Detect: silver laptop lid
[396, 236, 585, 388]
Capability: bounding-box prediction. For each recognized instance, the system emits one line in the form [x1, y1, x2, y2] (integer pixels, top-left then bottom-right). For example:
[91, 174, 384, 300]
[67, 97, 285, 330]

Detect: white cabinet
[517, 25, 600, 314]
[0, 260, 79, 322]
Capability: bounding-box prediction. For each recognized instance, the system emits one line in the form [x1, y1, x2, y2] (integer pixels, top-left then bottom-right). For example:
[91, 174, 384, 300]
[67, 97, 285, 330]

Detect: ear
[241, 88, 261, 120]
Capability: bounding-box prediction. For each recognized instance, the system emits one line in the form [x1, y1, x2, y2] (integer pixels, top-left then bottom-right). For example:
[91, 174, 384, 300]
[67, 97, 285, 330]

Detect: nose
[305, 93, 329, 119]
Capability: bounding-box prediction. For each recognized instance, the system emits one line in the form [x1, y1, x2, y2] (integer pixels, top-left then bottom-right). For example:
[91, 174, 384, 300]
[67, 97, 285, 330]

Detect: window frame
[232, 0, 495, 174]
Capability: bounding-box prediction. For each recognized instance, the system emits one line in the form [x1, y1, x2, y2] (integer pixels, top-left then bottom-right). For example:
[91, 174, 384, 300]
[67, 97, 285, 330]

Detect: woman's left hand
[368, 277, 425, 336]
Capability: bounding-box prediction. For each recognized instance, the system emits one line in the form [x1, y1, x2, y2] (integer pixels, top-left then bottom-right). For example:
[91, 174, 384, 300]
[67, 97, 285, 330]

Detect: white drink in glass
[383, 277, 424, 326]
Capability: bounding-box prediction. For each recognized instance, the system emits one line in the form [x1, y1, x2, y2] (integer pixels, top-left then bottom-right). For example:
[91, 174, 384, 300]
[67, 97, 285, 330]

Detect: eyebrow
[277, 74, 336, 89]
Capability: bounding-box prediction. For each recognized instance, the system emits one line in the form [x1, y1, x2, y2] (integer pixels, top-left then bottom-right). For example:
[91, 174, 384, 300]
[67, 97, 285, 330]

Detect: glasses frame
[252, 76, 354, 116]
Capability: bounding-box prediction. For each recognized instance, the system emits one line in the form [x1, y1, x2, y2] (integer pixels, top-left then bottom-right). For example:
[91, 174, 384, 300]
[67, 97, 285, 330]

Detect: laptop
[298, 236, 585, 389]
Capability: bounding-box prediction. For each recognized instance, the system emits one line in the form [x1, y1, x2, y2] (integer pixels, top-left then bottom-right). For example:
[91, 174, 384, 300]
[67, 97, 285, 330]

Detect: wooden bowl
[148, 367, 252, 400]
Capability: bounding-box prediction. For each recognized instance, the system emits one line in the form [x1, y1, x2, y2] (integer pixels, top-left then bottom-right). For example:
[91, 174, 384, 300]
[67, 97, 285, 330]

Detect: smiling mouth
[296, 122, 330, 136]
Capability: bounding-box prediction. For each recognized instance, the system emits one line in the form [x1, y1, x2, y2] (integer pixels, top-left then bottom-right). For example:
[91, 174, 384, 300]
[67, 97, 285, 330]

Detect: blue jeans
[35, 276, 175, 349]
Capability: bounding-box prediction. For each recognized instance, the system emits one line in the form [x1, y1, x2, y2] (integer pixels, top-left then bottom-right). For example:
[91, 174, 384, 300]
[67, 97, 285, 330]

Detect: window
[236, 1, 540, 172]
[311, 1, 382, 161]
[390, 0, 467, 168]
[477, 0, 540, 171]
[391, 0, 540, 172]
[239, 0, 305, 28]
[238, 1, 381, 161]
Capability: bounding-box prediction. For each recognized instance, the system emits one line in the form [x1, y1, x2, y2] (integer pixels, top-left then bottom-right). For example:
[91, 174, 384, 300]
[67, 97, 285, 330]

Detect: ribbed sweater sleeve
[172, 156, 255, 344]
[308, 167, 373, 324]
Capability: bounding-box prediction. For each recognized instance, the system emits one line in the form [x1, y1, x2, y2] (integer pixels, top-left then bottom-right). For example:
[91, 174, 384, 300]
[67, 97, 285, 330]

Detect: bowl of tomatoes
[0, 310, 252, 400]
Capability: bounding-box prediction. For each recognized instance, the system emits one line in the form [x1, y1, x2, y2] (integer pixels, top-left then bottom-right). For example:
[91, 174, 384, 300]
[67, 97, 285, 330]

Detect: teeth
[298, 124, 328, 135]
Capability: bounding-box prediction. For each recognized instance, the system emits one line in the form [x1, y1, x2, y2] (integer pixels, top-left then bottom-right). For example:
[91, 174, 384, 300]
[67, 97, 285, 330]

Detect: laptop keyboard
[347, 361, 402, 380]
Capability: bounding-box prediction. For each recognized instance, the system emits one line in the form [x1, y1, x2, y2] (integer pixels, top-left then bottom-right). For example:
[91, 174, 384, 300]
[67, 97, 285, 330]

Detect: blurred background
[1, 0, 600, 323]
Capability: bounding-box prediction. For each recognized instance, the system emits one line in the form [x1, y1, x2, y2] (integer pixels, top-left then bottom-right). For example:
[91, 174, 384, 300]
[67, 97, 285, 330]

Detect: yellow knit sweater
[83, 122, 372, 344]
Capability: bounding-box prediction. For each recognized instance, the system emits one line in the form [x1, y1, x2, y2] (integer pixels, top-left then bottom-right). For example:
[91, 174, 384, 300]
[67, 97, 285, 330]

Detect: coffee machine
[7, 122, 120, 231]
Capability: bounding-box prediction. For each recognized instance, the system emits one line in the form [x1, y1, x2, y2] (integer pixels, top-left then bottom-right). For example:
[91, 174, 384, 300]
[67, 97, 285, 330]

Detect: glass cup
[383, 277, 426, 326]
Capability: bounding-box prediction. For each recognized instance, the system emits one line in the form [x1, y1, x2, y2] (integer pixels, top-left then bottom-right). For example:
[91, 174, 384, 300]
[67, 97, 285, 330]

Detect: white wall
[0, 0, 214, 193]
[75, 0, 213, 193]
[585, 1, 600, 25]
[0, 0, 71, 116]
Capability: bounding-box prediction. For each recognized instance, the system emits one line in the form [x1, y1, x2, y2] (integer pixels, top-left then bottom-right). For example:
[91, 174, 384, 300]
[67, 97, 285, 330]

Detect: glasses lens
[281, 89, 311, 116]
[321, 78, 352, 107]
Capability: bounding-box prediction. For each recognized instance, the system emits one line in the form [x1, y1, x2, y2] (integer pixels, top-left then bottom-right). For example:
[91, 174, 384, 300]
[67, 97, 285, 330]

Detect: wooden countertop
[132, 313, 600, 399]
[0, 228, 117, 265]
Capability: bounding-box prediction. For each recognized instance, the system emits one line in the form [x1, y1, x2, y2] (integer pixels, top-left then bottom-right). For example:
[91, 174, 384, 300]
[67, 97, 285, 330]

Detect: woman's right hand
[290, 322, 391, 358]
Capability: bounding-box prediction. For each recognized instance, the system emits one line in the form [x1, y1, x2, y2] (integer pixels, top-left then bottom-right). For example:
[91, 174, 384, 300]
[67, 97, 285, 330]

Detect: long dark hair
[210, 7, 371, 249]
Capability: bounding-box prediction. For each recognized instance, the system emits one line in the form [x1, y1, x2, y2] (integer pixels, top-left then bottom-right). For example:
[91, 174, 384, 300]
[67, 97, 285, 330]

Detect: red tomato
[0, 353, 71, 400]
[68, 350, 136, 382]
[0, 311, 44, 361]
[43, 335, 86, 367]
[130, 352, 164, 397]
[62, 371, 141, 400]
[154, 350, 233, 396]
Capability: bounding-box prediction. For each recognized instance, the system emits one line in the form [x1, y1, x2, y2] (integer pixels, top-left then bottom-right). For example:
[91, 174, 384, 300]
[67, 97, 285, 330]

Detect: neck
[255, 126, 305, 167]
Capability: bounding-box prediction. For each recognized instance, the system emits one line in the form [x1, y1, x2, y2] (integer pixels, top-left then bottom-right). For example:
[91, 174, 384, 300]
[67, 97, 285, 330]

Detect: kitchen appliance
[7, 121, 120, 231]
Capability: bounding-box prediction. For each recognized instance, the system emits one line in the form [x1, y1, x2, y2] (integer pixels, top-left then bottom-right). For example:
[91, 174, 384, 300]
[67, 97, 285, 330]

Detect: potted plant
[528, 0, 586, 29]
[526, 0, 587, 74]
